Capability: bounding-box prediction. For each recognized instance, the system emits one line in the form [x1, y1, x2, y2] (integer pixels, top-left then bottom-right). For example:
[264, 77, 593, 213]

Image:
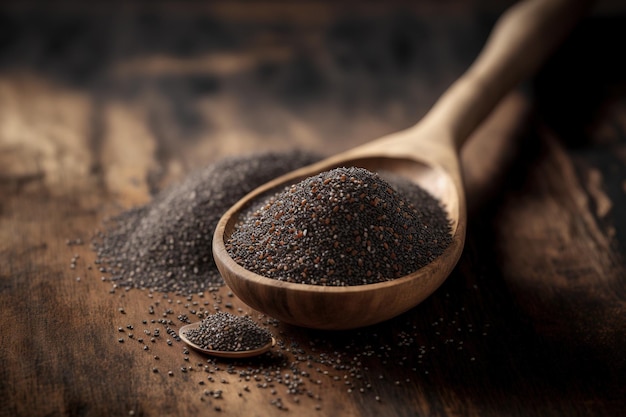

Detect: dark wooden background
[1, 1, 625, 416]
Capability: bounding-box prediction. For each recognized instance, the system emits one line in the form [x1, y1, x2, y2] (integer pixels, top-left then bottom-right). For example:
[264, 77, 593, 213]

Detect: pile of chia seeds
[183, 312, 273, 352]
[226, 167, 452, 286]
[92, 150, 321, 295]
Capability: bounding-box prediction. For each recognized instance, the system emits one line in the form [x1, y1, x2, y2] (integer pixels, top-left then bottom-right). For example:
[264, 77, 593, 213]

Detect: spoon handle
[425, 0, 594, 150]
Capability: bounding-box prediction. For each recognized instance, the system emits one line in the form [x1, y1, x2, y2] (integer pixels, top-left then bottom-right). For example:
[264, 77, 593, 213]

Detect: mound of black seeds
[183, 312, 273, 352]
[92, 150, 321, 295]
[226, 167, 452, 286]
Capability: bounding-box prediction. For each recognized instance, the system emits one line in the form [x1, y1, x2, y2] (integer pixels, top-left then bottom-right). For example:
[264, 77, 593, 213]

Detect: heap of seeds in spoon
[183, 312, 273, 352]
[226, 166, 452, 286]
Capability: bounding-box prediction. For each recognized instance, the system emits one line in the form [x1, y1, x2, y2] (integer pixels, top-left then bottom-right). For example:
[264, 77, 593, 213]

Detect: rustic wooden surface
[1, 1, 625, 416]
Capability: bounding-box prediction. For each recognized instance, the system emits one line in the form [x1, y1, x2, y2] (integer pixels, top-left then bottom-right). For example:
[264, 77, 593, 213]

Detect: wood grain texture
[1, 1, 625, 416]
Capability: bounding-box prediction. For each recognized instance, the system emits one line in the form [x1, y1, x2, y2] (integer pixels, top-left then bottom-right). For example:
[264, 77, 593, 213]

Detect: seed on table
[91, 153, 484, 410]
[90, 151, 320, 296]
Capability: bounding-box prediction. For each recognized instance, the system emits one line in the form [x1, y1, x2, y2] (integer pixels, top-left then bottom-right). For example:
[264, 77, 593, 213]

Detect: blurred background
[2, 0, 623, 197]
[0, 0, 626, 191]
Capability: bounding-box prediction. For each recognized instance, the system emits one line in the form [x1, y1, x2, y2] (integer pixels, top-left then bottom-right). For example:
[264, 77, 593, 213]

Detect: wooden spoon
[213, 0, 593, 330]
[179, 322, 276, 358]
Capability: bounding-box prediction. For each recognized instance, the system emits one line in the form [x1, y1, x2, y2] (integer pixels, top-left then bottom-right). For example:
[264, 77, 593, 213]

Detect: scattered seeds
[87, 152, 484, 411]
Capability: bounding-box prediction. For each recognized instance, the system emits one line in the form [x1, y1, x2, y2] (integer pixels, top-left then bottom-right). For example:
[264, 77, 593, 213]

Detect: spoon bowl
[213, 0, 591, 329]
[214, 133, 465, 330]
[179, 322, 276, 358]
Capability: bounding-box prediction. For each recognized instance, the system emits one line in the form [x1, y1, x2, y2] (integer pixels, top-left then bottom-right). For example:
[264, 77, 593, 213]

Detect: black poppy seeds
[92, 150, 321, 295]
[183, 312, 273, 352]
[78, 151, 478, 414]
[226, 167, 452, 286]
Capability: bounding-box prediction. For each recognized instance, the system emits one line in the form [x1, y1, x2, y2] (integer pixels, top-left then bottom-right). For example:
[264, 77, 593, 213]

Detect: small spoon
[213, 0, 592, 330]
[179, 322, 276, 358]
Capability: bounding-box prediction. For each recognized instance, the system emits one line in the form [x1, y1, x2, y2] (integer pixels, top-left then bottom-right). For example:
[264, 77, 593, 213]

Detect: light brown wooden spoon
[213, 0, 593, 330]
[179, 322, 276, 358]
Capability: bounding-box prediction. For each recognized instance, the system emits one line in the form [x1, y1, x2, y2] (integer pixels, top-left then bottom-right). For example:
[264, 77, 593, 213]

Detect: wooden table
[1, 1, 625, 416]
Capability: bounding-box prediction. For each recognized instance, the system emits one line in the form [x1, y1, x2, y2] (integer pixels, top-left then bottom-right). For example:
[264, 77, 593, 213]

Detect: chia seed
[183, 312, 273, 352]
[92, 150, 321, 295]
[226, 167, 452, 286]
[97, 153, 482, 410]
